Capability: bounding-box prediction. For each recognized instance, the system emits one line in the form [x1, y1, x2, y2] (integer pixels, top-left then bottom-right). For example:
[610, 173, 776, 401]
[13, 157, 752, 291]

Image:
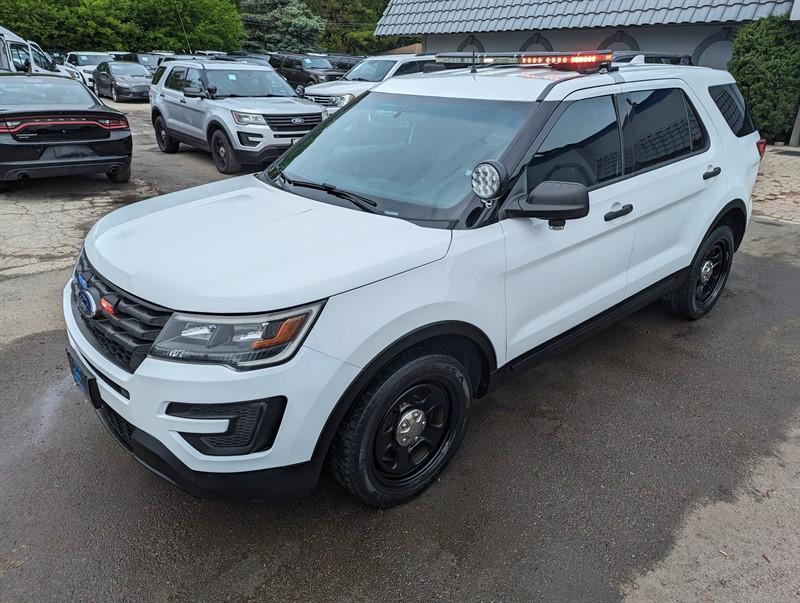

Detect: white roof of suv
[374, 61, 734, 102]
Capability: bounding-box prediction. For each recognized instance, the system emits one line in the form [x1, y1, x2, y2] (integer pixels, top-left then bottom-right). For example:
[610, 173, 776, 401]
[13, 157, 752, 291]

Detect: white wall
[423, 24, 739, 69]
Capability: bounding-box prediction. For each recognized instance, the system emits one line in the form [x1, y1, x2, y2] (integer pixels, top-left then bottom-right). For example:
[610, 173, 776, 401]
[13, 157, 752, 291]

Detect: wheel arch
[312, 321, 497, 461]
[151, 107, 163, 125]
[707, 199, 748, 251]
[206, 119, 227, 143]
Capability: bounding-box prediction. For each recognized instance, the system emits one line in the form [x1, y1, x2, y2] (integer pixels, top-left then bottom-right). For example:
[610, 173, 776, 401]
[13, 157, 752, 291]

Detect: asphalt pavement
[1, 101, 799, 601]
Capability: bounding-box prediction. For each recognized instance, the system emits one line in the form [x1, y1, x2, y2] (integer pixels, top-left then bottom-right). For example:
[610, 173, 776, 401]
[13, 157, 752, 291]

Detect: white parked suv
[65, 51, 112, 85]
[65, 51, 764, 507]
[149, 60, 326, 173]
[303, 53, 436, 113]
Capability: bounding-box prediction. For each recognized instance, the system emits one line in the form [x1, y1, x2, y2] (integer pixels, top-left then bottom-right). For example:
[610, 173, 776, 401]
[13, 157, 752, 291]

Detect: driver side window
[526, 95, 621, 191]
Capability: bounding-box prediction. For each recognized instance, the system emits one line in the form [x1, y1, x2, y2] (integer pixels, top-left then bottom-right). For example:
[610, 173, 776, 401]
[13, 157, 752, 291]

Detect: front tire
[93, 80, 101, 97]
[153, 116, 179, 153]
[664, 225, 735, 320]
[210, 129, 241, 174]
[106, 164, 131, 183]
[329, 351, 472, 507]
[111, 85, 118, 103]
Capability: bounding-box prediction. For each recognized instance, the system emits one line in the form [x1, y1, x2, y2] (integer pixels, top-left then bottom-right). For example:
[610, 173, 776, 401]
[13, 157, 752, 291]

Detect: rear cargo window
[709, 84, 756, 137]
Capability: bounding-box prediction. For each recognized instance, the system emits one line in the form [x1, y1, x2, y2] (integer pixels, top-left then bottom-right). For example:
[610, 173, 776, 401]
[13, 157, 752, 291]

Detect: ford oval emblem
[77, 289, 98, 318]
[291, 117, 305, 125]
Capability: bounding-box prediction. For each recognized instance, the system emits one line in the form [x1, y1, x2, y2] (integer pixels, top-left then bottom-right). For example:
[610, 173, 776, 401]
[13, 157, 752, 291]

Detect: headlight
[333, 94, 354, 108]
[67, 71, 81, 80]
[150, 302, 323, 370]
[232, 111, 267, 125]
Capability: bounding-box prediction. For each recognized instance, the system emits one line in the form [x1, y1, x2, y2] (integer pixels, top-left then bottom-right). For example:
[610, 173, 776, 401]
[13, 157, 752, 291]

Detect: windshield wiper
[279, 171, 378, 213]
[346, 77, 371, 82]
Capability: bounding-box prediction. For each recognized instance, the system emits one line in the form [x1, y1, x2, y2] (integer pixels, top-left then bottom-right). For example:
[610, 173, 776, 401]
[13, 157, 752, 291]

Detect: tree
[240, 0, 325, 52]
[0, 0, 244, 53]
[728, 15, 800, 143]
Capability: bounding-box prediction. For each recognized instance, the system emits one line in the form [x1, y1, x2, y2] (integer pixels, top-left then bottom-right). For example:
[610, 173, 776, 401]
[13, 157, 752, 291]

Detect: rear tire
[106, 165, 131, 183]
[328, 351, 472, 507]
[154, 116, 179, 153]
[664, 225, 735, 320]
[210, 129, 241, 174]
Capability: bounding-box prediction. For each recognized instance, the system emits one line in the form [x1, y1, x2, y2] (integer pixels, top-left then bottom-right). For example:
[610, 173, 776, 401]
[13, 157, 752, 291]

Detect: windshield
[302, 56, 332, 70]
[0, 78, 95, 105]
[205, 69, 295, 97]
[137, 54, 156, 65]
[78, 54, 111, 66]
[269, 92, 534, 221]
[110, 62, 149, 75]
[343, 59, 394, 82]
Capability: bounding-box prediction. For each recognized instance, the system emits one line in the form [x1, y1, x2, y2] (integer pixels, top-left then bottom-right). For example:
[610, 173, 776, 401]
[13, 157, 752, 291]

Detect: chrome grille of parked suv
[303, 95, 338, 107]
[262, 113, 323, 131]
[71, 252, 172, 373]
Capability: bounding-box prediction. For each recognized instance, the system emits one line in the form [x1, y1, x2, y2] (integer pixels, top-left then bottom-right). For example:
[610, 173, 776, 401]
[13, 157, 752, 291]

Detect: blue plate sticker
[71, 363, 85, 392]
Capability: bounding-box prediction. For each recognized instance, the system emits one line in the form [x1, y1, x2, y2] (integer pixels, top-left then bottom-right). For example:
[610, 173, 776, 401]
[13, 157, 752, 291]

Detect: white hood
[85, 176, 451, 313]
[211, 96, 323, 115]
[303, 80, 375, 97]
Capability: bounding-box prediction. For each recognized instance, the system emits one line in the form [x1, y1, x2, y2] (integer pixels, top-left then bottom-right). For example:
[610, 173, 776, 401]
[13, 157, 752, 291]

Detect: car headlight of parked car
[150, 302, 323, 370]
[231, 111, 267, 125]
[333, 94, 354, 108]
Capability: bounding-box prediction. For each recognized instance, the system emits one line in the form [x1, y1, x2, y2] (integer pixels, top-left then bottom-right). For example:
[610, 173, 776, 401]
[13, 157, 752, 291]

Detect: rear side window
[618, 88, 706, 174]
[165, 67, 186, 90]
[152, 65, 166, 85]
[709, 84, 756, 137]
[394, 61, 421, 76]
[527, 95, 622, 189]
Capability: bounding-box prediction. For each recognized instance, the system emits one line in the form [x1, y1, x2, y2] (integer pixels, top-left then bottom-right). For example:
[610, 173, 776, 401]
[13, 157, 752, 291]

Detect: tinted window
[0, 77, 95, 105]
[394, 61, 420, 76]
[619, 88, 695, 173]
[686, 96, 707, 151]
[184, 68, 204, 90]
[152, 65, 167, 85]
[268, 55, 282, 68]
[527, 95, 622, 189]
[709, 84, 756, 137]
[165, 67, 186, 90]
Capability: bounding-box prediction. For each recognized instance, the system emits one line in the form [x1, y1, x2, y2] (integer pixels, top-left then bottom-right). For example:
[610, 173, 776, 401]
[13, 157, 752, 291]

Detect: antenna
[174, 0, 192, 53]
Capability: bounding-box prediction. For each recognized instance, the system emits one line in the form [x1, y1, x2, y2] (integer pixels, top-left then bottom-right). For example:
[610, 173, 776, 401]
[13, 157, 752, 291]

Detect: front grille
[99, 402, 135, 451]
[262, 113, 323, 132]
[304, 94, 338, 107]
[72, 252, 172, 373]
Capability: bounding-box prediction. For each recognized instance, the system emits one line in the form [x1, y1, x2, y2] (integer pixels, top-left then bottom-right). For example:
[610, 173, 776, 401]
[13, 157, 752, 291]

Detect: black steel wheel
[664, 224, 735, 320]
[153, 116, 179, 153]
[329, 351, 472, 507]
[210, 129, 241, 174]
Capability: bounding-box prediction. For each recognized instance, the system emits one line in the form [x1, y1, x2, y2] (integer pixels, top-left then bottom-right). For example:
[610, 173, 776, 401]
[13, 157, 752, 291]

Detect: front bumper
[114, 88, 149, 100]
[63, 283, 360, 497]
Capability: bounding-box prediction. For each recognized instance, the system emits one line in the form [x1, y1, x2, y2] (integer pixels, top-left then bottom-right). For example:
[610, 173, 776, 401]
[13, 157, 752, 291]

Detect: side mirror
[183, 87, 206, 98]
[206, 84, 217, 98]
[501, 181, 589, 224]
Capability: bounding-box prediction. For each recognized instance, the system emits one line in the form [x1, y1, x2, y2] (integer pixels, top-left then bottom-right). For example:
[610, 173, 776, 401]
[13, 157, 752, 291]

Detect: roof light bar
[435, 50, 614, 73]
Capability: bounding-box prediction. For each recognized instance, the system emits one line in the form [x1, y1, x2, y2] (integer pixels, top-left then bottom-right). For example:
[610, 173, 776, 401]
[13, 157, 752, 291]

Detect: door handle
[703, 166, 722, 180]
[604, 204, 633, 222]
[179, 98, 186, 104]
[159, 93, 165, 97]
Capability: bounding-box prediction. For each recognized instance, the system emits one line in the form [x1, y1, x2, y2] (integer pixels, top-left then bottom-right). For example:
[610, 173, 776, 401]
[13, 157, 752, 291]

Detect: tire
[210, 129, 241, 174]
[329, 351, 472, 507]
[664, 225, 735, 320]
[111, 85, 118, 103]
[93, 80, 101, 97]
[153, 116, 179, 153]
[106, 164, 131, 183]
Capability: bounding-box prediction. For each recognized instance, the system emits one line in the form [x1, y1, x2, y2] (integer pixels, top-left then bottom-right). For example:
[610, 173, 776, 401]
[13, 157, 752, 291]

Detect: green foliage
[728, 15, 800, 142]
[0, 0, 244, 52]
[305, 0, 418, 55]
[240, 0, 325, 53]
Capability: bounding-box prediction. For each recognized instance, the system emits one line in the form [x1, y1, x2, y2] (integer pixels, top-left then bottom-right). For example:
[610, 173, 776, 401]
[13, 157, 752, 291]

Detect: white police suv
[65, 51, 764, 507]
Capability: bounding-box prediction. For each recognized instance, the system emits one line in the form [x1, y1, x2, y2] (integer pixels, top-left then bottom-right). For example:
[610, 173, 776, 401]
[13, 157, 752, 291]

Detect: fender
[703, 199, 748, 251]
[312, 321, 497, 460]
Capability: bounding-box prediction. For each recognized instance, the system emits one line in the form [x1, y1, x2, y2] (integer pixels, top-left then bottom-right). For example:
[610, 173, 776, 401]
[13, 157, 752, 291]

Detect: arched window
[457, 35, 485, 53]
[693, 29, 734, 69]
[519, 33, 553, 52]
[598, 30, 640, 51]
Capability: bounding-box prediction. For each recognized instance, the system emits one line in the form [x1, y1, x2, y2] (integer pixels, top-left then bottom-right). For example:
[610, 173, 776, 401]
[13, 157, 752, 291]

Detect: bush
[728, 15, 800, 143]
